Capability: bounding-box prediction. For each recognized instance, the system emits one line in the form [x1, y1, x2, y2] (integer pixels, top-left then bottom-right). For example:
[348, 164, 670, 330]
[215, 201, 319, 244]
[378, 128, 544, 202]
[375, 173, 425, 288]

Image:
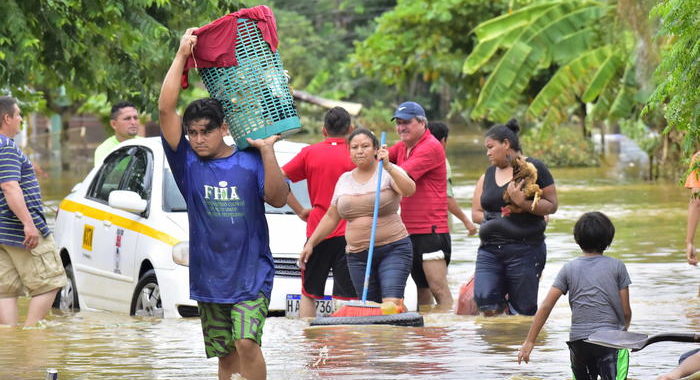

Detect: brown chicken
[502, 155, 542, 215]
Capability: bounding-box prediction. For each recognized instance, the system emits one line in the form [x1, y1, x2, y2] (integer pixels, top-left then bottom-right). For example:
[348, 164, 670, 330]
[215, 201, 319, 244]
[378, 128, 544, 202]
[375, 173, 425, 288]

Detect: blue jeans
[474, 242, 546, 315]
[346, 237, 413, 303]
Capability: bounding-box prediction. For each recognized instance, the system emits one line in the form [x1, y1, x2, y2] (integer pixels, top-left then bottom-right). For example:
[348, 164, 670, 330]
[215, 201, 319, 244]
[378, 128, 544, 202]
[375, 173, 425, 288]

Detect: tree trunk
[292, 90, 363, 115]
[408, 74, 419, 98]
[578, 100, 588, 138]
[60, 110, 72, 171]
[439, 83, 452, 119]
[40, 88, 80, 172]
[599, 121, 606, 156]
[661, 130, 669, 166]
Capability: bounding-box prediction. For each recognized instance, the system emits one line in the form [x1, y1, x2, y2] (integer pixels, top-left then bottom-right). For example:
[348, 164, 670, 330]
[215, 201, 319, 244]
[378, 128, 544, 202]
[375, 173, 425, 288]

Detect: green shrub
[521, 126, 599, 167]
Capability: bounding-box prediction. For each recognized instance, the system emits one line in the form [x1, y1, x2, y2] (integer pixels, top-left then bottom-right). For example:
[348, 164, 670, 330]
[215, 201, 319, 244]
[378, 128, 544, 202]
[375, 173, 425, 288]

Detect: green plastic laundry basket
[198, 18, 301, 150]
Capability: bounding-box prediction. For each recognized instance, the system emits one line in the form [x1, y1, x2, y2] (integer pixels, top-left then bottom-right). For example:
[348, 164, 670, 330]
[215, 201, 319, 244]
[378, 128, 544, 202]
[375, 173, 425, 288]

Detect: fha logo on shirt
[204, 181, 240, 201]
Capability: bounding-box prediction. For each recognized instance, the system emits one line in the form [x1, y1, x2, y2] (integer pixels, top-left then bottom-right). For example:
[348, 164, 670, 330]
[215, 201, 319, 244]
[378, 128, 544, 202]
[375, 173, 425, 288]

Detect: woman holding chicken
[471, 119, 558, 316]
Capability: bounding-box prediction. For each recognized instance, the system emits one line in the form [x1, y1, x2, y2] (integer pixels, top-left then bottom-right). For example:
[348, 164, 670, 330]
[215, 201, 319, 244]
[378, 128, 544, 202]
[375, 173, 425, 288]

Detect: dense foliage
[0, 1, 245, 115]
[0, 0, 246, 168]
[644, 0, 700, 156]
[350, 0, 511, 118]
[0, 0, 696, 173]
[462, 0, 645, 136]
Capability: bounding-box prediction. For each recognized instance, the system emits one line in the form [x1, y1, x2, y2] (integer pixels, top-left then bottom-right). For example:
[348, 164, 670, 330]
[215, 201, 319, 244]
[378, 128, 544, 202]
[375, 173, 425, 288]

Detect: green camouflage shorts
[197, 294, 269, 358]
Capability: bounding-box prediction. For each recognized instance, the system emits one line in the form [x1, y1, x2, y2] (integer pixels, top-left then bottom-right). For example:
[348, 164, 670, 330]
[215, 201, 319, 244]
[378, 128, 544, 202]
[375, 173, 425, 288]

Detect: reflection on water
[3, 133, 697, 379]
[301, 324, 455, 378]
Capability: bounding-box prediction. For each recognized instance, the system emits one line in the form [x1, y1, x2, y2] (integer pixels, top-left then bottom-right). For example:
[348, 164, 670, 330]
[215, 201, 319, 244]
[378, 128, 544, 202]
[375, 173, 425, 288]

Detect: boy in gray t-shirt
[517, 212, 632, 380]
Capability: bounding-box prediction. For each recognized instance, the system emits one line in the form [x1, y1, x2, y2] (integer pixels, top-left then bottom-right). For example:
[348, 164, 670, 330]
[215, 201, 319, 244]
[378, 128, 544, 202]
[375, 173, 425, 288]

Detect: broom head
[331, 301, 382, 317]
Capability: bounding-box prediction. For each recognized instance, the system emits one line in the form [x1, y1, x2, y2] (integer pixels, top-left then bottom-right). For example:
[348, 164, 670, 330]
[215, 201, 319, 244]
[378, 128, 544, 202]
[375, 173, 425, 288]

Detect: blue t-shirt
[163, 135, 274, 304]
[0, 135, 49, 247]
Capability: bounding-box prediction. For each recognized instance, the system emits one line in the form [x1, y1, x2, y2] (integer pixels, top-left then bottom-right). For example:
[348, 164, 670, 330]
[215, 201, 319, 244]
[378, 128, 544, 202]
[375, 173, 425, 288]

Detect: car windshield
[162, 168, 311, 214]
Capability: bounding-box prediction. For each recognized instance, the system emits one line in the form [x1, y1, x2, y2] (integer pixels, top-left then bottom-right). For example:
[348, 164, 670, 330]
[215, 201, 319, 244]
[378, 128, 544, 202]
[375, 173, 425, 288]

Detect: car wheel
[130, 269, 164, 318]
[53, 263, 79, 312]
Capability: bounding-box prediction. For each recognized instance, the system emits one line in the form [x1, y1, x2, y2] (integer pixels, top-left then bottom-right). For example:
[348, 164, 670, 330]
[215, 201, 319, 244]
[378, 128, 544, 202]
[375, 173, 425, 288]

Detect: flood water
[2, 131, 698, 379]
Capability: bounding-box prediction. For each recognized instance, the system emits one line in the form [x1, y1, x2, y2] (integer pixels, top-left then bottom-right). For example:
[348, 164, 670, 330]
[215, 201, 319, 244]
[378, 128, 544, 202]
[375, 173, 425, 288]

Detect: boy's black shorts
[302, 236, 356, 300]
[567, 339, 629, 380]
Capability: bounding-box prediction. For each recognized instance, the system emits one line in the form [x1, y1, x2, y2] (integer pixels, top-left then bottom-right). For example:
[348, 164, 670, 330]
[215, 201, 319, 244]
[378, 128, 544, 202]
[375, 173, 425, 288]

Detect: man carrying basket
[159, 28, 289, 380]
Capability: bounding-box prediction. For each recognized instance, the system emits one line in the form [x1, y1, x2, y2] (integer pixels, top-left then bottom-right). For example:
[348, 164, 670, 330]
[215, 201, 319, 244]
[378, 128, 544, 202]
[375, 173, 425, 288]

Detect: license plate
[285, 294, 334, 318]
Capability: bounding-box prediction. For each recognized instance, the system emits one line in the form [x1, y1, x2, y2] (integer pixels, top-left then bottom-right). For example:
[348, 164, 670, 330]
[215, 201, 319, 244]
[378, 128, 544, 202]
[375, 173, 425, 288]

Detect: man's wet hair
[324, 106, 351, 137]
[0, 96, 17, 121]
[347, 127, 379, 148]
[110, 101, 137, 120]
[183, 98, 225, 132]
[428, 121, 449, 142]
[573, 211, 615, 253]
[485, 118, 521, 152]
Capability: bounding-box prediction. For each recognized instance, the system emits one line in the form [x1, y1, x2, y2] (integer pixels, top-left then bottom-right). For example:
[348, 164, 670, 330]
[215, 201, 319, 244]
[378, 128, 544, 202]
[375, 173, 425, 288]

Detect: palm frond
[527, 45, 613, 122]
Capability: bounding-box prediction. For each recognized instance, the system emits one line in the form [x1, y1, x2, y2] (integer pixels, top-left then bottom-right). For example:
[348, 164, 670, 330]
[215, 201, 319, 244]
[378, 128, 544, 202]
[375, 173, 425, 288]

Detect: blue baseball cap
[391, 101, 426, 121]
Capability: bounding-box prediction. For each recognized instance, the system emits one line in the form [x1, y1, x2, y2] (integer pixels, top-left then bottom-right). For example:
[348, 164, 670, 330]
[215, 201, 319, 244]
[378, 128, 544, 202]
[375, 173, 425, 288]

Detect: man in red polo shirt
[388, 101, 452, 310]
[282, 107, 357, 318]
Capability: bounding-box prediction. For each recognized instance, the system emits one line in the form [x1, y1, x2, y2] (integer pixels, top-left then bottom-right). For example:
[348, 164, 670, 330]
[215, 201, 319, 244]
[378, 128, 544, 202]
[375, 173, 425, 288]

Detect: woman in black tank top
[470, 119, 558, 316]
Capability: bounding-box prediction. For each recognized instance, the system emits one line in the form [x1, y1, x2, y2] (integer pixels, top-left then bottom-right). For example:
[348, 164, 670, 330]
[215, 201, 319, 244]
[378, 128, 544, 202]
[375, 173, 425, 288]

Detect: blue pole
[361, 131, 386, 303]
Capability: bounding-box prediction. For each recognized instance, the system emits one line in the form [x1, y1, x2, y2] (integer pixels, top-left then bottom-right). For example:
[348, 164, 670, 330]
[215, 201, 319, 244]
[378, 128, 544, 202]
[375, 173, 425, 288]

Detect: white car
[53, 137, 308, 318]
[53, 136, 417, 318]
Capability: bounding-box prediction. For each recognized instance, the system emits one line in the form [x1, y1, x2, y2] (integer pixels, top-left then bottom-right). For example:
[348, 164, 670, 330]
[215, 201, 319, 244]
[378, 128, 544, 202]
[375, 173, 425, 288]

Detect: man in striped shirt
[0, 96, 66, 327]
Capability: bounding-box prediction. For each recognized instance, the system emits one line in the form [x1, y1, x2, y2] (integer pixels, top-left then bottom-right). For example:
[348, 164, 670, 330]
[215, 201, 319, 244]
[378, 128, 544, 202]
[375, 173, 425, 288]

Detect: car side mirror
[108, 190, 147, 213]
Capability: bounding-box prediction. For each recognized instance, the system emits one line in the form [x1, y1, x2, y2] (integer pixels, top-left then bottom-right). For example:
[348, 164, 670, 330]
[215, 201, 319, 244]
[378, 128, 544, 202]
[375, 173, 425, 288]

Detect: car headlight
[172, 241, 189, 267]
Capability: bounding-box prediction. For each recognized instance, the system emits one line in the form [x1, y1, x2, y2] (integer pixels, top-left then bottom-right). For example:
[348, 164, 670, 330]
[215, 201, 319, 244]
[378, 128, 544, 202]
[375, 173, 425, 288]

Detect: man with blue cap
[388, 101, 452, 310]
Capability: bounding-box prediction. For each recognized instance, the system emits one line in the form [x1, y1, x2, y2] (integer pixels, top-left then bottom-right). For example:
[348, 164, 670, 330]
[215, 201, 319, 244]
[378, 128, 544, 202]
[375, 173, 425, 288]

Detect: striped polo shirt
[0, 135, 49, 247]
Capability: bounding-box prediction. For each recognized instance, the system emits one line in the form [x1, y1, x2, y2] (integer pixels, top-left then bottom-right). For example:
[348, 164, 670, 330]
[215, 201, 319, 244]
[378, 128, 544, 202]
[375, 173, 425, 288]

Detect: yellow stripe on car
[59, 199, 180, 246]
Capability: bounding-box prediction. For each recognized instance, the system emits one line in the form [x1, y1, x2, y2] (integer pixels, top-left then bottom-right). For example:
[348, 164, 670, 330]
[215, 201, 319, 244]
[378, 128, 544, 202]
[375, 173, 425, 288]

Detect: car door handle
[75, 212, 83, 219]
[103, 220, 112, 227]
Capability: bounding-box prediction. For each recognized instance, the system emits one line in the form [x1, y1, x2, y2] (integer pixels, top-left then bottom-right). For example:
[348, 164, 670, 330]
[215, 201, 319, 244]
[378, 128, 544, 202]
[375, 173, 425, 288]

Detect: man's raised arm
[159, 28, 197, 151]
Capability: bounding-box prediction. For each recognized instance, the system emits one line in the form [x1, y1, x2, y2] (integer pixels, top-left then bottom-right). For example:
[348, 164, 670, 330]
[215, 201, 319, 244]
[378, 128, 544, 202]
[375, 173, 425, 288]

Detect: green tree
[463, 0, 644, 136]
[644, 0, 700, 156]
[0, 0, 242, 169]
[350, 0, 511, 118]
[268, 0, 398, 100]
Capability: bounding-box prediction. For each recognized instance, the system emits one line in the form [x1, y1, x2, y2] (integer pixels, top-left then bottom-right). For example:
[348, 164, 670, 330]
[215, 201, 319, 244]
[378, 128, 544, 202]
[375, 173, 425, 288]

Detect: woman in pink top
[300, 128, 416, 309]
